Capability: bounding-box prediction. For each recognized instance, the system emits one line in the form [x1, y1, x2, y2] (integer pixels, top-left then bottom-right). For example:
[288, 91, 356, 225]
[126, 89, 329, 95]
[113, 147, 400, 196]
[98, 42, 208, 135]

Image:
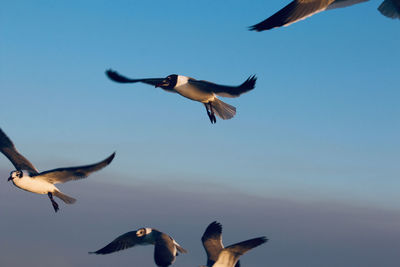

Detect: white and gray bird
[201, 221, 267, 267]
[250, 0, 399, 32]
[105, 69, 256, 124]
[0, 128, 115, 212]
[90, 227, 187, 267]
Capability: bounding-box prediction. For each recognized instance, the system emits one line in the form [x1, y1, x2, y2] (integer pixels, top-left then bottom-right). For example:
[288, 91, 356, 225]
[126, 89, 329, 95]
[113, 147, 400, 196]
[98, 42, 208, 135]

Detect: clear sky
[1, 1, 400, 266]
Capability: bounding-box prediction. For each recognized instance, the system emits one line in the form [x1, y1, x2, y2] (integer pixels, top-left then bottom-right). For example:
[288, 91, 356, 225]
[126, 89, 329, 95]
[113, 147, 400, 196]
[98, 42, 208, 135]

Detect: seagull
[201, 221, 268, 267]
[89, 227, 187, 267]
[0, 128, 115, 212]
[249, 0, 399, 32]
[105, 69, 256, 124]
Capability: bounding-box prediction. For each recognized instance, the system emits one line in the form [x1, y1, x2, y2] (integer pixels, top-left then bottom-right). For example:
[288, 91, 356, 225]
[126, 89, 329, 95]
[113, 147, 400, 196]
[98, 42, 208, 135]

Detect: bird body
[90, 227, 187, 267]
[105, 69, 256, 124]
[173, 75, 215, 103]
[10, 170, 58, 195]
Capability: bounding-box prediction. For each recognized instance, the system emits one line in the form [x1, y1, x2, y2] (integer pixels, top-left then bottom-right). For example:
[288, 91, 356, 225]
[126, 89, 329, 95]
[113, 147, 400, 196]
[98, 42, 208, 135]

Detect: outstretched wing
[106, 69, 164, 87]
[188, 75, 256, 98]
[0, 128, 38, 174]
[214, 237, 267, 267]
[378, 0, 400, 19]
[202, 221, 224, 266]
[89, 231, 139, 255]
[35, 152, 115, 184]
[249, 0, 334, 31]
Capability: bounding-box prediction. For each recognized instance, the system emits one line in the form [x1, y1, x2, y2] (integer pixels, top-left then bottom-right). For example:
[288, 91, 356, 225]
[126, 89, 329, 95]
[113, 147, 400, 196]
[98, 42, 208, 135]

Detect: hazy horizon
[1, 168, 400, 267]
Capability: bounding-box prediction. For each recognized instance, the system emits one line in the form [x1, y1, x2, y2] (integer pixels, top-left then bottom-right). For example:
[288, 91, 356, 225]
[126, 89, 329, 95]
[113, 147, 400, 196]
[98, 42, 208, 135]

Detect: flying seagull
[90, 227, 187, 267]
[106, 69, 256, 124]
[201, 221, 267, 267]
[249, 0, 399, 32]
[201, 221, 241, 267]
[0, 128, 115, 212]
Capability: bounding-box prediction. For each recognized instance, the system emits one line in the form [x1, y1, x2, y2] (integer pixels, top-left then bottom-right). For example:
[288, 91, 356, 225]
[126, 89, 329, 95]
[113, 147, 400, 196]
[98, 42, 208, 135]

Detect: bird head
[155, 74, 178, 89]
[8, 170, 23, 181]
[136, 227, 153, 237]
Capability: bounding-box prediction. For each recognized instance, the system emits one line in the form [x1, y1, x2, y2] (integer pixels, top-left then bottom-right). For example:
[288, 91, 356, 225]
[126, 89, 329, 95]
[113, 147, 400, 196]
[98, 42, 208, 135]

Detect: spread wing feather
[249, 0, 335, 31]
[188, 75, 256, 98]
[0, 128, 38, 174]
[214, 237, 267, 267]
[35, 153, 115, 184]
[202, 221, 224, 266]
[89, 231, 139, 255]
[106, 69, 164, 87]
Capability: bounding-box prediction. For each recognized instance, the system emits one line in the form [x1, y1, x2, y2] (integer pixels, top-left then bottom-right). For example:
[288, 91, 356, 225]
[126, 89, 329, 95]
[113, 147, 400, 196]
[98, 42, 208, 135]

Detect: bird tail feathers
[53, 191, 77, 204]
[210, 99, 236, 120]
[173, 239, 187, 255]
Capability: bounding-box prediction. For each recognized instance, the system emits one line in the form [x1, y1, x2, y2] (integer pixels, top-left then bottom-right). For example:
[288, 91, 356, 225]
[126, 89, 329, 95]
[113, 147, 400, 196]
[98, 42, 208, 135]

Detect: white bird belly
[174, 84, 214, 103]
[13, 176, 56, 194]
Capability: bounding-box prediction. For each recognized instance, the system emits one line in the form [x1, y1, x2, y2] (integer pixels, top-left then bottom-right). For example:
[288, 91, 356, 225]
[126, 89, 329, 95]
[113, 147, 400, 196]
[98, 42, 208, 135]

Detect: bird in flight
[106, 69, 256, 124]
[249, 0, 399, 32]
[0, 128, 115, 212]
[201, 221, 268, 267]
[90, 227, 187, 267]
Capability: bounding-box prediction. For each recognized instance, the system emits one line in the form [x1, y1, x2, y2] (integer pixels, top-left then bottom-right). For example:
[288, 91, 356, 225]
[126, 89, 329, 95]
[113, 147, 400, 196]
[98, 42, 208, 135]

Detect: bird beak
[7, 176, 12, 182]
[155, 81, 169, 88]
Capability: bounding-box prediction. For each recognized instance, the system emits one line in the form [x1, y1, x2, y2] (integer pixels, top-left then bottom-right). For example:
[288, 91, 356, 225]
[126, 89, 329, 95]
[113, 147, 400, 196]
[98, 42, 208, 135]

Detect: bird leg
[48, 192, 59, 213]
[209, 104, 216, 124]
[204, 103, 216, 124]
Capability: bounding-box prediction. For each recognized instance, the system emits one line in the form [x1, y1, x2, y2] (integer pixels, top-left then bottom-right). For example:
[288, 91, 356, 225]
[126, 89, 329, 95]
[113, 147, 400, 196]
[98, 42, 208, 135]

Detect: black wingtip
[105, 69, 115, 77]
[89, 250, 106, 255]
[0, 128, 12, 148]
[248, 24, 262, 32]
[105, 69, 134, 83]
[202, 221, 223, 241]
[106, 152, 116, 165]
[253, 236, 268, 247]
[243, 75, 257, 89]
[208, 221, 223, 233]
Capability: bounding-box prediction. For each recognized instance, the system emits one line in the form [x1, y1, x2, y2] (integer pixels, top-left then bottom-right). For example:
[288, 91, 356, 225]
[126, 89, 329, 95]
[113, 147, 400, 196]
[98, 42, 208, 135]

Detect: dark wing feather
[0, 128, 38, 174]
[105, 69, 164, 87]
[154, 233, 176, 267]
[225, 237, 268, 256]
[188, 75, 256, 98]
[89, 231, 139, 255]
[35, 152, 115, 184]
[202, 221, 224, 266]
[249, 0, 334, 31]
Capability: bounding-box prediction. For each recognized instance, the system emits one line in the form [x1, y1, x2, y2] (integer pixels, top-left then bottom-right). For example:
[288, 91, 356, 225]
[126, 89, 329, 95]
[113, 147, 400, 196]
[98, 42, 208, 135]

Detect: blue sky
[1, 1, 400, 266]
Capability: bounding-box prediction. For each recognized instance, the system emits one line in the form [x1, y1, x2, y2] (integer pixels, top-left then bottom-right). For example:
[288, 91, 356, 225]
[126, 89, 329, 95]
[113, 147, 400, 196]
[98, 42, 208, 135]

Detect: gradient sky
[1, 1, 400, 266]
